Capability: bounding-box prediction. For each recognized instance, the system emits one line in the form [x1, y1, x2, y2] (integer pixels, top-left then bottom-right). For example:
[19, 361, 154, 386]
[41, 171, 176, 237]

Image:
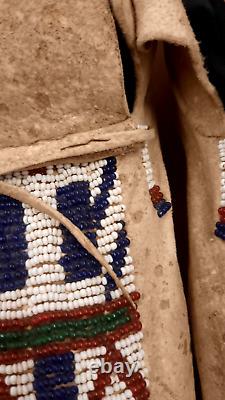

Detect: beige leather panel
[0, 0, 129, 148]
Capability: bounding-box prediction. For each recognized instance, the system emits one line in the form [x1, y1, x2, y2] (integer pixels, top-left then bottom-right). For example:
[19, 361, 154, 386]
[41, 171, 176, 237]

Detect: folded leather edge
[0, 127, 151, 176]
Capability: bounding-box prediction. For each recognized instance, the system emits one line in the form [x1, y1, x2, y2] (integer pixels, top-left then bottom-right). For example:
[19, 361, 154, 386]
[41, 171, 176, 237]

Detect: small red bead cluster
[149, 185, 172, 218]
[149, 185, 163, 205]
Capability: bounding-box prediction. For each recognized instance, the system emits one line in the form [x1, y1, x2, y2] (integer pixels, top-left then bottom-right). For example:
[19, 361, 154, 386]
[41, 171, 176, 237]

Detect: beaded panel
[0, 157, 150, 399]
[142, 145, 171, 217]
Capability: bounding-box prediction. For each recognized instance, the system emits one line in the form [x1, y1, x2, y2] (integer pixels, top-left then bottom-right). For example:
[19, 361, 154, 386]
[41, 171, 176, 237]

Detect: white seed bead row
[9, 382, 33, 397]
[218, 140, 225, 206]
[0, 360, 34, 375]
[0, 293, 106, 319]
[97, 222, 124, 237]
[25, 227, 62, 241]
[100, 212, 125, 228]
[28, 263, 64, 276]
[115, 332, 144, 350]
[0, 294, 106, 320]
[142, 144, 155, 189]
[0, 283, 105, 311]
[97, 231, 119, 247]
[26, 271, 65, 286]
[5, 372, 34, 386]
[74, 346, 107, 364]
[0, 276, 102, 302]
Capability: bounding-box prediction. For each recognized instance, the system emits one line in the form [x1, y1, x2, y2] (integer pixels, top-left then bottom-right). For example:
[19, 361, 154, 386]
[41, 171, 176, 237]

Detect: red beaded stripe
[0, 292, 140, 332]
[0, 319, 142, 365]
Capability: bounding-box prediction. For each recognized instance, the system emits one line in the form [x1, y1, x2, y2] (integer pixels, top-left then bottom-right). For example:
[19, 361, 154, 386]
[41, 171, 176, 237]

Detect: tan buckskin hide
[0, 0, 224, 399]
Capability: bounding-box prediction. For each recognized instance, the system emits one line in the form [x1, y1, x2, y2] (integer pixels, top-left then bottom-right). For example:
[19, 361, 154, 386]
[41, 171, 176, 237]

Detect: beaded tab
[0, 157, 150, 399]
[142, 145, 171, 217]
[215, 140, 225, 240]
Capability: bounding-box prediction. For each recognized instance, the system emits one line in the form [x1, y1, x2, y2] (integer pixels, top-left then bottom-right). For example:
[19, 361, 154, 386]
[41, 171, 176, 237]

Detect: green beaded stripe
[0, 308, 130, 351]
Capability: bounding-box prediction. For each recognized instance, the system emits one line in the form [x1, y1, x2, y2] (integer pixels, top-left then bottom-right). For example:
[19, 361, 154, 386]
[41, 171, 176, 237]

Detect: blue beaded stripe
[56, 180, 102, 283]
[34, 352, 78, 400]
[0, 195, 28, 293]
[104, 228, 130, 299]
[56, 157, 131, 300]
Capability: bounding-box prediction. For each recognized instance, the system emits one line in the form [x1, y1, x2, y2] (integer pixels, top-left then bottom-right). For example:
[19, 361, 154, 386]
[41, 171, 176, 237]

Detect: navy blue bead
[106, 157, 117, 166]
[60, 248, 87, 259]
[35, 352, 74, 368]
[3, 224, 25, 235]
[107, 282, 117, 290]
[113, 259, 126, 269]
[111, 248, 127, 261]
[57, 181, 88, 195]
[157, 202, 172, 217]
[0, 194, 28, 294]
[215, 229, 225, 240]
[117, 229, 127, 238]
[66, 268, 101, 282]
[34, 372, 75, 390]
[102, 173, 117, 182]
[0, 278, 26, 292]
[63, 258, 100, 272]
[0, 270, 27, 281]
[90, 210, 106, 221]
[216, 222, 225, 231]
[116, 238, 130, 249]
[94, 193, 109, 203]
[105, 291, 112, 301]
[91, 200, 109, 211]
[0, 258, 28, 269]
[113, 269, 123, 277]
[99, 180, 114, 191]
[85, 231, 97, 244]
[34, 364, 74, 377]
[153, 199, 166, 210]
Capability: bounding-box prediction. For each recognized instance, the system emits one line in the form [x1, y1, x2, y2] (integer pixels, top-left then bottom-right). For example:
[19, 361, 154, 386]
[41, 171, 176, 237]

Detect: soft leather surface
[0, 0, 128, 149]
